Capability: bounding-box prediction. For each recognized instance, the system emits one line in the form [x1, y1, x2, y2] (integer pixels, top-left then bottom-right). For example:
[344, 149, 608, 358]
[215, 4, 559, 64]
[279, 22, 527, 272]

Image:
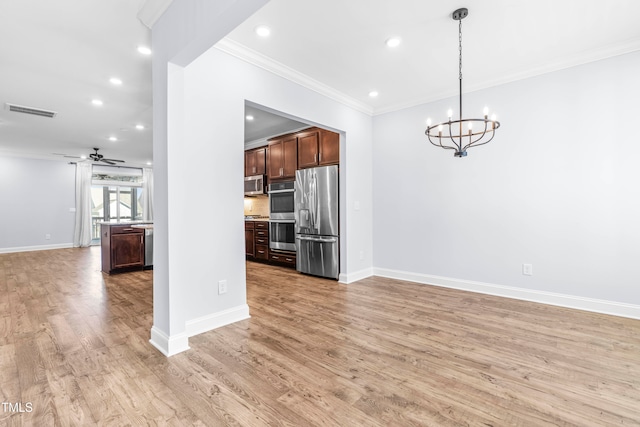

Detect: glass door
[91, 185, 143, 243]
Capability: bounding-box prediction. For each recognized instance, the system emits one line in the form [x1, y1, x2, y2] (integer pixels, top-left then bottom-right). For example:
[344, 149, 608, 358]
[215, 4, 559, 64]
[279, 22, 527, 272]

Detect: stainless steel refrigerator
[295, 165, 339, 279]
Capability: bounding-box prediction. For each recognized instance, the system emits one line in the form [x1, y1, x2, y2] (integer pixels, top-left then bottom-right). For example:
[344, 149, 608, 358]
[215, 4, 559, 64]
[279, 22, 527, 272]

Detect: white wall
[150, 0, 375, 355]
[150, 0, 269, 356]
[372, 51, 640, 316]
[0, 156, 75, 252]
[148, 45, 374, 355]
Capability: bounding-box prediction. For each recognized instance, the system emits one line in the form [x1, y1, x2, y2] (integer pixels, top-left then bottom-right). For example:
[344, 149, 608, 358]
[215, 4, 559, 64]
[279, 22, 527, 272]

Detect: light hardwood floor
[1, 247, 639, 426]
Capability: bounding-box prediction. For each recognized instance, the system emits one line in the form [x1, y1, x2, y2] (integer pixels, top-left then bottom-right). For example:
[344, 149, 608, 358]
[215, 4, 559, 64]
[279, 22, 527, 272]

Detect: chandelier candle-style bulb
[424, 7, 501, 157]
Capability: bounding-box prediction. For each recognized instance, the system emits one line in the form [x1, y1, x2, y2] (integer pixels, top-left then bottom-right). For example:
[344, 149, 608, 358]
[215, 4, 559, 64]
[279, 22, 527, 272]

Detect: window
[90, 166, 144, 242]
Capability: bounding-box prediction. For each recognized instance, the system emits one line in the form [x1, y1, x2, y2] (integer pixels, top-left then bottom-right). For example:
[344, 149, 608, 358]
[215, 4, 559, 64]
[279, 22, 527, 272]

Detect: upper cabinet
[297, 128, 339, 169]
[257, 127, 340, 183]
[297, 129, 320, 169]
[244, 147, 266, 177]
[267, 135, 297, 181]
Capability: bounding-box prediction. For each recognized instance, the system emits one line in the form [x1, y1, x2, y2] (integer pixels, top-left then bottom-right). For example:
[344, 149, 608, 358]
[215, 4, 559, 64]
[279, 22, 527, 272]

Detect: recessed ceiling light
[80, 155, 87, 160]
[386, 37, 402, 48]
[245, 115, 254, 121]
[369, 91, 379, 98]
[109, 77, 123, 85]
[108, 136, 117, 142]
[137, 46, 152, 55]
[136, 124, 145, 130]
[255, 25, 271, 37]
[146, 161, 152, 166]
[91, 99, 103, 106]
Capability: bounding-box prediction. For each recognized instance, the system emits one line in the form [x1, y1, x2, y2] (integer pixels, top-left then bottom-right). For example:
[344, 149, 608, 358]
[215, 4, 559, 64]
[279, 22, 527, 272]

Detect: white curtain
[142, 167, 154, 221]
[73, 162, 93, 247]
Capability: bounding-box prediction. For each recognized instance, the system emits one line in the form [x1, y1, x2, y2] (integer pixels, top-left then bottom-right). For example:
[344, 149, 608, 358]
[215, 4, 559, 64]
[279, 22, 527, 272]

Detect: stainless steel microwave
[244, 175, 265, 196]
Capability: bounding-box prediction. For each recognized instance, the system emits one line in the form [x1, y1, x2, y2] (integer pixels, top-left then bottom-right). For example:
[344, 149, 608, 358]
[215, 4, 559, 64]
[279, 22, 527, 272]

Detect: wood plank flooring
[1, 247, 639, 426]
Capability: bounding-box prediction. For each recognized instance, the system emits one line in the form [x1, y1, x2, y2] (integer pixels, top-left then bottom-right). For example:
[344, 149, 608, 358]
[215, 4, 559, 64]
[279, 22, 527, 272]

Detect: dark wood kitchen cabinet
[101, 224, 144, 274]
[244, 147, 266, 177]
[246, 221, 269, 260]
[297, 128, 340, 169]
[254, 221, 269, 260]
[268, 252, 296, 267]
[297, 129, 320, 169]
[245, 221, 255, 257]
[267, 135, 297, 181]
[245, 220, 296, 269]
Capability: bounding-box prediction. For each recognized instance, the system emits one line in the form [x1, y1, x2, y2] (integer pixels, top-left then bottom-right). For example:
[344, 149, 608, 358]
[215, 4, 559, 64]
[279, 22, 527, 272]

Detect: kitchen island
[100, 221, 153, 274]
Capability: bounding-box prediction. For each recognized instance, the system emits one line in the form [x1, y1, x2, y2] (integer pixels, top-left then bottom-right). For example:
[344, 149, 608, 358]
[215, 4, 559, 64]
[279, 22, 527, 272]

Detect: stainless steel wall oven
[268, 181, 295, 220]
[269, 220, 296, 251]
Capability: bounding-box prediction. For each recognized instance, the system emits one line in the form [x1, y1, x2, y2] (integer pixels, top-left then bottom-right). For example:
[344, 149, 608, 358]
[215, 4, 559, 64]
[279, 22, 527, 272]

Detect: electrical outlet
[522, 263, 533, 276]
[45, 234, 51, 240]
[218, 280, 228, 295]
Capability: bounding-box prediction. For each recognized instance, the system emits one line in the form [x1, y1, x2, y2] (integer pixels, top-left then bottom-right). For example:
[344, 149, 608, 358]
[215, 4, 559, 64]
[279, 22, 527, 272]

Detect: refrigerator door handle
[296, 235, 338, 243]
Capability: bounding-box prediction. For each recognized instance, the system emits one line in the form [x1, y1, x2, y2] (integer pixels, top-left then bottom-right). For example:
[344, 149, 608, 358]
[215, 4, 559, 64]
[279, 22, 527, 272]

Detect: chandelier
[425, 8, 500, 157]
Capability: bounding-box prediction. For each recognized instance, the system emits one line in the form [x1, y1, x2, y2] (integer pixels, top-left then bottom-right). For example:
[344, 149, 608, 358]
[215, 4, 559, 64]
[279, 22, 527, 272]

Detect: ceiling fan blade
[101, 159, 116, 165]
[103, 158, 125, 163]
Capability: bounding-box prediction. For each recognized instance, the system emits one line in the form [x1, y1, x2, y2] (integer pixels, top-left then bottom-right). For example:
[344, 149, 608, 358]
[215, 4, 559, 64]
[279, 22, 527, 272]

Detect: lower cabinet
[268, 252, 296, 267]
[101, 224, 144, 274]
[245, 220, 296, 268]
[254, 221, 269, 260]
[245, 222, 255, 257]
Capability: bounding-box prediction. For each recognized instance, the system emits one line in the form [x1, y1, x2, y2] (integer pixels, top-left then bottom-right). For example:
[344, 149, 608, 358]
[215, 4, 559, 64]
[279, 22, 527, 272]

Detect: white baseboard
[149, 305, 250, 357]
[185, 304, 251, 337]
[149, 326, 190, 357]
[0, 243, 74, 254]
[339, 267, 373, 284]
[373, 267, 640, 320]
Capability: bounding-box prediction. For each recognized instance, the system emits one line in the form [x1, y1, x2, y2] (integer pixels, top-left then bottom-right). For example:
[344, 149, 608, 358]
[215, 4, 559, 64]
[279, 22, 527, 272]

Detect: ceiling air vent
[5, 103, 58, 118]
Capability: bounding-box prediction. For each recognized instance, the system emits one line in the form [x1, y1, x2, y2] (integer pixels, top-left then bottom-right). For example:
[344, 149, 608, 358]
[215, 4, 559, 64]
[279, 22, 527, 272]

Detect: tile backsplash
[244, 195, 269, 216]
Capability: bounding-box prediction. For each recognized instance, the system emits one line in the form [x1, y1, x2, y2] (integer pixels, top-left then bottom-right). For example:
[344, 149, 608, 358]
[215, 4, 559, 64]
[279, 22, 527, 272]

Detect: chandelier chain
[459, 18, 463, 81]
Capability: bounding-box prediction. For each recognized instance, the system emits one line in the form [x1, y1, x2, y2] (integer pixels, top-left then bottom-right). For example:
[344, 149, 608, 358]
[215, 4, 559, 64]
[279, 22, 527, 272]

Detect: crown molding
[138, 0, 174, 29]
[373, 37, 640, 116]
[215, 38, 374, 116]
[217, 35, 640, 118]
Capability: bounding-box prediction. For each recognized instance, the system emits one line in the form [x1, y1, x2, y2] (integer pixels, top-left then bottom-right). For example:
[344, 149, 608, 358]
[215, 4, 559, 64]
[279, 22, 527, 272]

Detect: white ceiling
[244, 104, 308, 144]
[224, 0, 640, 115]
[0, 0, 152, 167]
[2, 0, 640, 164]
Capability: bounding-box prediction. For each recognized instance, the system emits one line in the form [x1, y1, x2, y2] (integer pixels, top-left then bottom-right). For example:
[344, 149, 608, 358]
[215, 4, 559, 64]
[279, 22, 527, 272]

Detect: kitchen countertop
[131, 224, 154, 229]
[99, 221, 153, 225]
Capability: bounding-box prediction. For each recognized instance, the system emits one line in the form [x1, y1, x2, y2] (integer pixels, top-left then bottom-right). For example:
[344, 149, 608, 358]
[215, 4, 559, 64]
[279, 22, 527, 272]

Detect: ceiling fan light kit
[425, 8, 501, 157]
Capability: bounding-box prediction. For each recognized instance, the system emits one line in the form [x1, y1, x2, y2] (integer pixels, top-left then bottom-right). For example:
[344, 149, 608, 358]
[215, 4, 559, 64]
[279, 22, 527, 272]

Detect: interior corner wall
[0, 156, 75, 252]
[372, 51, 640, 314]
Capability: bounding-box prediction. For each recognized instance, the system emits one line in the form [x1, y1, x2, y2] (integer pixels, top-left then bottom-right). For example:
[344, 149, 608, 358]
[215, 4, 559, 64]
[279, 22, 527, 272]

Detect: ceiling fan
[88, 148, 125, 165]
